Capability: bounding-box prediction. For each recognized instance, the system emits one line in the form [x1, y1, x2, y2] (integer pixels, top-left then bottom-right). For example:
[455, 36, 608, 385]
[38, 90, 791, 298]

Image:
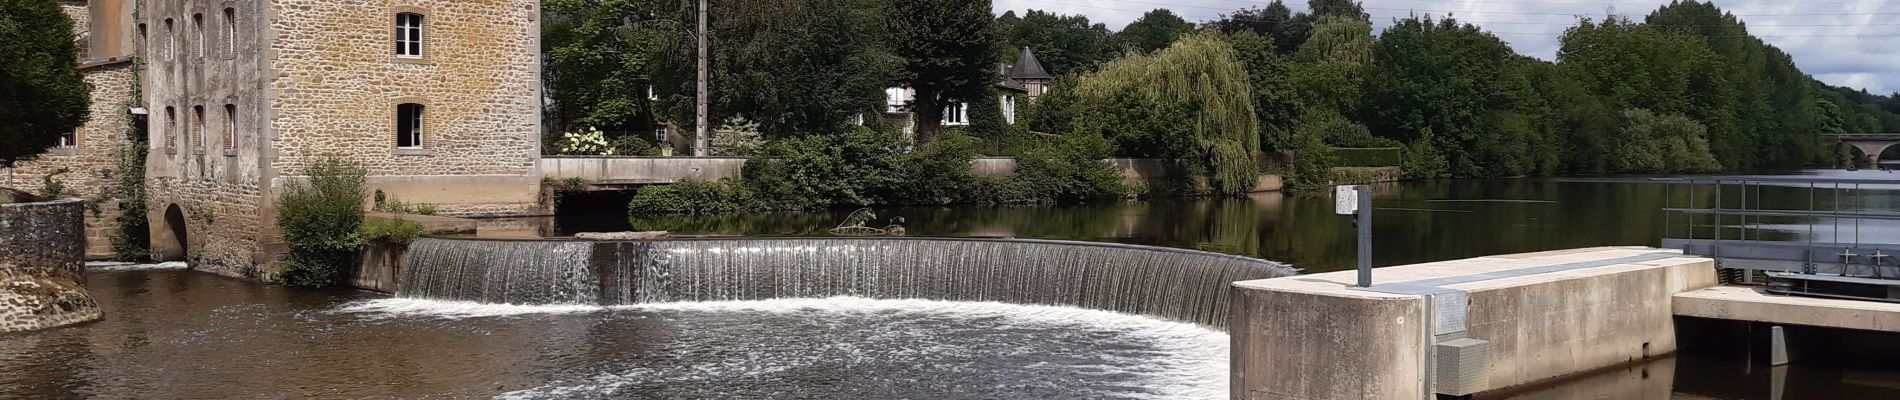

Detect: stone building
[7, 0, 545, 279]
[2, 1, 140, 260]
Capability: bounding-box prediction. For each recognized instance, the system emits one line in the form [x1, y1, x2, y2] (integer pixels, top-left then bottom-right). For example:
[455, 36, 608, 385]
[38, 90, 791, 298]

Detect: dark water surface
[538, 170, 1900, 273]
[0, 268, 1227, 399]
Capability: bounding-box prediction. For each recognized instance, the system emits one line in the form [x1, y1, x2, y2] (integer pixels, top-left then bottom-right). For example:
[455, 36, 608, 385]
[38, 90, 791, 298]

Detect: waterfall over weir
[397, 237, 1298, 327]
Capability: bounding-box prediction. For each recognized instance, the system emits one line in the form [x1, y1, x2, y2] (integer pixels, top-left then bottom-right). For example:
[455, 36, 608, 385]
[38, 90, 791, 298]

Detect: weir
[394, 237, 1298, 327]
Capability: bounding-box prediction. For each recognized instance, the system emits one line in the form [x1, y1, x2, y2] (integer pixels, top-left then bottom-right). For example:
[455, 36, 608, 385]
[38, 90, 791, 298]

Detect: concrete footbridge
[1830, 133, 1900, 166]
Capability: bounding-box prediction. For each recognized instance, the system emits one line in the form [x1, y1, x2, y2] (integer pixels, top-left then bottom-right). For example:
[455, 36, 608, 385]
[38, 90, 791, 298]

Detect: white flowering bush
[559, 127, 615, 156]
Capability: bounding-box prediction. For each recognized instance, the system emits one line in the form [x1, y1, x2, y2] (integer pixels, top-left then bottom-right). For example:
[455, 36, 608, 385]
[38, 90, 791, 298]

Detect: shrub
[609, 135, 659, 156]
[556, 127, 615, 155]
[0, 0, 91, 168]
[1333, 147, 1402, 167]
[711, 117, 767, 157]
[626, 179, 761, 215]
[360, 219, 428, 246]
[1009, 134, 1130, 202]
[275, 156, 368, 288]
[370, 191, 440, 216]
[37, 169, 69, 199]
[109, 129, 150, 261]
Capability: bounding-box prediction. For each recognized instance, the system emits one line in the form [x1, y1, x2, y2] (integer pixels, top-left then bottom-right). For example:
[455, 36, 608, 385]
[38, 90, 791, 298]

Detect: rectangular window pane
[224, 104, 237, 150]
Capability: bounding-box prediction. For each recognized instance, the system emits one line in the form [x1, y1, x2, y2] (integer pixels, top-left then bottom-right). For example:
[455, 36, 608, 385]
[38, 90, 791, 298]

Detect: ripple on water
[334, 297, 1229, 400]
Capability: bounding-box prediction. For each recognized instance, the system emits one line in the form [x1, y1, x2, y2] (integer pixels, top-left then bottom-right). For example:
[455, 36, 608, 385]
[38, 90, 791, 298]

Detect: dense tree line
[545, 0, 1900, 205]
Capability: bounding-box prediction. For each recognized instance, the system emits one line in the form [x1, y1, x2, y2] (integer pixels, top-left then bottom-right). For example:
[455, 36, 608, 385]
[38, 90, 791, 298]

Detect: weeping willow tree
[1066, 32, 1261, 194]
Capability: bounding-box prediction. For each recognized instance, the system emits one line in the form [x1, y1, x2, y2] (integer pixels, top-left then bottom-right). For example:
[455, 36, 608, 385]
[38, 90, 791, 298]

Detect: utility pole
[693, 0, 710, 157]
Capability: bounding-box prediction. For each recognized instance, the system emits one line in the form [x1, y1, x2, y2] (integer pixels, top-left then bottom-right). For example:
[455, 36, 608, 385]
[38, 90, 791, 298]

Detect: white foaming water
[331, 298, 604, 320]
[87, 261, 189, 271]
[335, 297, 1229, 399]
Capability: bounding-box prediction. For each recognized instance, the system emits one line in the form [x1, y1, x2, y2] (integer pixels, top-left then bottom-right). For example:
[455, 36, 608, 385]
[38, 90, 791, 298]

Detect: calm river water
[541, 170, 1900, 273]
[3, 171, 1897, 399]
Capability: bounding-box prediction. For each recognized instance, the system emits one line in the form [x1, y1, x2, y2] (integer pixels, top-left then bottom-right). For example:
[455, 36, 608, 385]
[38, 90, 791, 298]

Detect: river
[3, 171, 1897, 399]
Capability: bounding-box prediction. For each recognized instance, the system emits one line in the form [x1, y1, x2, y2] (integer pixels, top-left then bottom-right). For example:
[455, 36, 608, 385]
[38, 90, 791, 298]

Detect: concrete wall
[540, 156, 747, 184]
[1229, 248, 1717, 399]
[0, 200, 102, 333]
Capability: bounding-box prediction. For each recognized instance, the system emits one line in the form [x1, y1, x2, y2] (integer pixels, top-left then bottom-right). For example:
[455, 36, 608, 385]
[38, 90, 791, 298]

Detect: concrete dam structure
[394, 237, 1298, 327]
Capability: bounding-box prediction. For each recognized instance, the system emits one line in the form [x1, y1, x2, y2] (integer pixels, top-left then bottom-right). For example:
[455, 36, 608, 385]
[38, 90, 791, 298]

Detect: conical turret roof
[1007, 47, 1052, 80]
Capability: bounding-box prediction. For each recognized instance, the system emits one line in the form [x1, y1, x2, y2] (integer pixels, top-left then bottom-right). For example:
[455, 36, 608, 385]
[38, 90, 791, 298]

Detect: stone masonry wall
[1, 63, 140, 259]
[59, 1, 88, 36]
[146, 177, 264, 279]
[264, 0, 542, 214]
[0, 200, 102, 333]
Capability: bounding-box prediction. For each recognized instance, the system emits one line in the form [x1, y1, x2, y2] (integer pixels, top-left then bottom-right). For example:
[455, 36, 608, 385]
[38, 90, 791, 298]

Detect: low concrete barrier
[1229, 247, 1716, 399]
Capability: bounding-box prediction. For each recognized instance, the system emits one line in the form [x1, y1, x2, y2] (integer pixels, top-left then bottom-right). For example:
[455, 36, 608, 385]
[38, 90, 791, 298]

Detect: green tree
[995, 10, 1113, 76]
[888, 0, 1000, 143]
[1614, 109, 1720, 173]
[1112, 9, 1194, 54]
[542, 0, 660, 134]
[1067, 32, 1262, 194]
[1220, 32, 1300, 151]
[1207, 1, 1304, 55]
[1360, 16, 1538, 177]
[0, 0, 91, 169]
[638, 0, 896, 138]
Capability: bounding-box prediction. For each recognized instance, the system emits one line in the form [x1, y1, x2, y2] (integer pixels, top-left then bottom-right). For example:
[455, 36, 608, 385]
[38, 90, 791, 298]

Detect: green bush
[627, 179, 762, 215]
[360, 219, 428, 246]
[371, 190, 440, 215]
[609, 135, 660, 156]
[1333, 147, 1402, 167]
[109, 127, 150, 262]
[275, 156, 368, 288]
[1008, 134, 1131, 202]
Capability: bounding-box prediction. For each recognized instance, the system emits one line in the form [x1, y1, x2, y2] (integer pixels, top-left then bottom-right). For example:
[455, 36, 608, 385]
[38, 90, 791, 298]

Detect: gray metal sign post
[1337, 185, 1373, 287]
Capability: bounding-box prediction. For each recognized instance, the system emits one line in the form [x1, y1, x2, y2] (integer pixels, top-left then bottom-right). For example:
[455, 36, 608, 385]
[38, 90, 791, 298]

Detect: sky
[994, 0, 1900, 94]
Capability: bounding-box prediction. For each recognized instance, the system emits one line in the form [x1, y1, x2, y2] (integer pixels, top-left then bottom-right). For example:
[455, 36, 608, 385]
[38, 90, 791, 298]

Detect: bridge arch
[153, 204, 189, 262]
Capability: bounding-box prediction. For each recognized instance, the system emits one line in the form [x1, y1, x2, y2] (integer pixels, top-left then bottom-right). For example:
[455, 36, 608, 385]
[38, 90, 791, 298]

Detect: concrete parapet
[1230, 247, 1716, 399]
[1675, 286, 1900, 333]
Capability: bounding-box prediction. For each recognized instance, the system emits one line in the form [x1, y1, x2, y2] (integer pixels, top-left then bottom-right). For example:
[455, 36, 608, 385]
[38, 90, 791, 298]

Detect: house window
[137, 23, 148, 55]
[885, 87, 906, 112]
[58, 130, 76, 148]
[943, 103, 968, 125]
[654, 126, 668, 142]
[163, 18, 175, 61]
[192, 105, 206, 149]
[223, 104, 237, 150]
[397, 103, 424, 148]
[192, 13, 204, 58]
[164, 107, 176, 149]
[223, 8, 237, 58]
[1003, 94, 1017, 125]
[395, 13, 423, 58]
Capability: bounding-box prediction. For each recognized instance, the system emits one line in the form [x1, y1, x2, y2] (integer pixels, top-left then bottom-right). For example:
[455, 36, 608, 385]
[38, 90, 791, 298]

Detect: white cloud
[994, 0, 1899, 94]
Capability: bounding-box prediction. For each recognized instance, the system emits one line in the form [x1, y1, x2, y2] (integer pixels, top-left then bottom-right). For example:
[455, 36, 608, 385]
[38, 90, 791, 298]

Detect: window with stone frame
[397, 104, 425, 148]
[223, 8, 237, 58]
[192, 105, 206, 150]
[138, 23, 148, 56]
[164, 107, 176, 149]
[58, 130, 76, 148]
[192, 13, 204, 58]
[224, 104, 237, 151]
[163, 18, 175, 61]
[395, 13, 423, 58]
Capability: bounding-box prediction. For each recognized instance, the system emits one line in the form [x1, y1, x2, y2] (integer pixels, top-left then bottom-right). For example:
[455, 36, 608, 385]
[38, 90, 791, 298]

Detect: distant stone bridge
[1830, 133, 1900, 166]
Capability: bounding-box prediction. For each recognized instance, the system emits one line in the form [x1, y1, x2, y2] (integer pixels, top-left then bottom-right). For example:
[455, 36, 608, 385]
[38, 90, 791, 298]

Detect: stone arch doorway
[157, 204, 189, 262]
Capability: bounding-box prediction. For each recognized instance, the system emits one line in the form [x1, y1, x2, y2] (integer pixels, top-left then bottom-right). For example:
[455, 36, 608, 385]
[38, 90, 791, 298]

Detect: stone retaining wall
[0, 199, 101, 333]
